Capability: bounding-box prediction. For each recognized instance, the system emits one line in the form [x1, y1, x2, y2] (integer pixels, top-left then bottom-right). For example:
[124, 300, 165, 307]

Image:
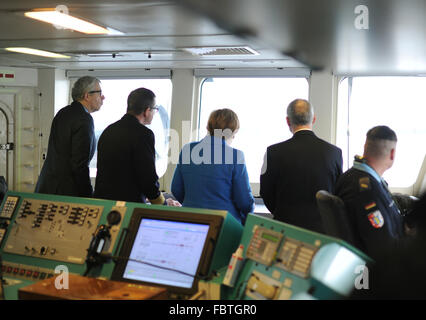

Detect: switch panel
[275, 237, 317, 278]
[2, 261, 61, 281]
[0, 196, 20, 219]
[3, 199, 103, 264]
[246, 226, 283, 266]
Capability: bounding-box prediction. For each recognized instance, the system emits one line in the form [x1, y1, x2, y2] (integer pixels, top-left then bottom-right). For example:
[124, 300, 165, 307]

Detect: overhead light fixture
[5, 47, 71, 59]
[24, 8, 120, 35]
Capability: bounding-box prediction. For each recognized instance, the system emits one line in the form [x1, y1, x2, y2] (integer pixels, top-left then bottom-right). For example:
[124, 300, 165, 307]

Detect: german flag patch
[364, 202, 376, 211]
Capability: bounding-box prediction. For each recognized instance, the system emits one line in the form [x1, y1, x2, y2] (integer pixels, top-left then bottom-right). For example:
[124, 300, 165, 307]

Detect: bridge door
[0, 96, 15, 189]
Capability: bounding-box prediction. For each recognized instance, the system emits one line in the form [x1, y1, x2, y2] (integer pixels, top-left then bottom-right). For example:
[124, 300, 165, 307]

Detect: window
[198, 77, 309, 188]
[89, 79, 172, 178]
[337, 76, 426, 188]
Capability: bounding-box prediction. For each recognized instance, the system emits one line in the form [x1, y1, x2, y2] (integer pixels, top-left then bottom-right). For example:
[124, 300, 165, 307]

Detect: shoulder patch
[359, 177, 371, 191]
[367, 210, 384, 228]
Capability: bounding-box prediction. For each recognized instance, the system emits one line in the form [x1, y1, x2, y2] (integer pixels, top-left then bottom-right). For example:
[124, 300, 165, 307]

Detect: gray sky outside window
[88, 79, 172, 178]
[199, 77, 309, 183]
[337, 76, 426, 188]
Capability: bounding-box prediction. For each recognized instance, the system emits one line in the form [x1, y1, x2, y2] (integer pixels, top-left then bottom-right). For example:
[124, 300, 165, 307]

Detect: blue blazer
[171, 136, 254, 224]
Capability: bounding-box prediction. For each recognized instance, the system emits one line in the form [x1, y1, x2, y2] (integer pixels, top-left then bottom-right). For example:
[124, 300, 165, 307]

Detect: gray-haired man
[260, 99, 343, 233]
[35, 76, 104, 197]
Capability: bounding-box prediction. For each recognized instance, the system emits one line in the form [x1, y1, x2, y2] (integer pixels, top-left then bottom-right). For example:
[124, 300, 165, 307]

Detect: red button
[19, 269, 26, 275]
[33, 271, 40, 278]
[13, 268, 19, 274]
[26, 270, 33, 277]
[6, 267, 12, 273]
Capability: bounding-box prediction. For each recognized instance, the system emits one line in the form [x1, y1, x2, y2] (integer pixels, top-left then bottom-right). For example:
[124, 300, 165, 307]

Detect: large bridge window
[337, 76, 426, 188]
[89, 79, 172, 178]
[198, 77, 309, 191]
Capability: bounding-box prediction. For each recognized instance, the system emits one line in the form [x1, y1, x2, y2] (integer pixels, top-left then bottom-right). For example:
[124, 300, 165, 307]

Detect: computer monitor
[111, 207, 224, 296]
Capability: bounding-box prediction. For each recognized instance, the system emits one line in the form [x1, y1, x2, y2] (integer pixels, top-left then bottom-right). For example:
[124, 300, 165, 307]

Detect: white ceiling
[3, 0, 426, 74]
[0, 0, 304, 70]
[180, 0, 426, 75]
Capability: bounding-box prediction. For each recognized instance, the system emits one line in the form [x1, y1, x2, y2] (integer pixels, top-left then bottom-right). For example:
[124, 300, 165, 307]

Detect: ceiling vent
[182, 46, 259, 56]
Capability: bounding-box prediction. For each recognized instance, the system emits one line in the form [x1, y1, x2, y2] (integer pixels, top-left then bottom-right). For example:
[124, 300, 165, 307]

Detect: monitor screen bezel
[111, 207, 224, 296]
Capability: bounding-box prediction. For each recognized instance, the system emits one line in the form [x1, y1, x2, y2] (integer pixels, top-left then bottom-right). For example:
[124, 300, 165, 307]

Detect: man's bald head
[287, 99, 314, 127]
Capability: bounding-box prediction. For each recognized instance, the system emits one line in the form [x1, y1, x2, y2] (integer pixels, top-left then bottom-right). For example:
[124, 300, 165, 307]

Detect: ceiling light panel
[5, 47, 71, 59]
[24, 9, 113, 34]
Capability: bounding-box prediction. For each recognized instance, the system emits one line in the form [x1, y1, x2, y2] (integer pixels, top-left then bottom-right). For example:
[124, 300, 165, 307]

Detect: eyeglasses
[150, 106, 159, 112]
[88, 90, 102, 96]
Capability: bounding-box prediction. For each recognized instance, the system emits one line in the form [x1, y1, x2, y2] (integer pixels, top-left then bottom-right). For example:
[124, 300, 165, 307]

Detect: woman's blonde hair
[207, 108, 240, 138]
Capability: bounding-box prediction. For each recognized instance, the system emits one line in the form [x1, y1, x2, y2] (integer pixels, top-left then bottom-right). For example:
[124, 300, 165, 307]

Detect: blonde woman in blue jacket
[171, 109, 255, 224]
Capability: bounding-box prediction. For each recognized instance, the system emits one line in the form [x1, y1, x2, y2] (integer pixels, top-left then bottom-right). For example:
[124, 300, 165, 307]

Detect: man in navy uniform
[335, 125, 404, 260]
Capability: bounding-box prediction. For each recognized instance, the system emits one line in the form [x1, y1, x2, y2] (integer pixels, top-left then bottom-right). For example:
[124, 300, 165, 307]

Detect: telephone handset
[84, 210, 122, 275]
[86, 224, 112, 265]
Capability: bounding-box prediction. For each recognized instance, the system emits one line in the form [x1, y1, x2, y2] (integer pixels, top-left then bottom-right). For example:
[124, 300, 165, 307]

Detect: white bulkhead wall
[37, 68, 70, 171]
[309, 70, 338, 144]
[0, 67, 69, 193]
[0, 66, 38, 192]
[160, 69, 202, 192]
[36, 69, 70, 193]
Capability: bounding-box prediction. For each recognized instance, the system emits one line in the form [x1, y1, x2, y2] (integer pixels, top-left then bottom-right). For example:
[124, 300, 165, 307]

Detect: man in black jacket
[94, 88, 166, 205]
[35, 76, 104, 197]
[260, 99, 343, 233]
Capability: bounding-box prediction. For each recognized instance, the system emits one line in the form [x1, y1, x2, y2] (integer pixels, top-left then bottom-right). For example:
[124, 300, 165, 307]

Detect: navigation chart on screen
[123, 218, 210, 288]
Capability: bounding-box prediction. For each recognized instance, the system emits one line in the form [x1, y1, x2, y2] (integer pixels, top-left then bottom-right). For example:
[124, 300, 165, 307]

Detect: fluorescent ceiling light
[5, 47, 71, 59]
[25, 9, 115, 34]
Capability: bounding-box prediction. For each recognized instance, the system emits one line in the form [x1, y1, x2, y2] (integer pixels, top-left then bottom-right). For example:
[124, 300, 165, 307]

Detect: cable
[235, 280, 248, 300]
[104, 254, 200, 279]
[0, 254, 5, 300]
[189, 290, 205, 300]
[83, 251, 218, 282]
[82, 265, 92, 277]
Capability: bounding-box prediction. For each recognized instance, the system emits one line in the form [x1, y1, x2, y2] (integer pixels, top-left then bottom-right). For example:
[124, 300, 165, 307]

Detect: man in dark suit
[35, 76, 104, 197]
[94, 88, 168, 205]
[260, 99, 343, 233]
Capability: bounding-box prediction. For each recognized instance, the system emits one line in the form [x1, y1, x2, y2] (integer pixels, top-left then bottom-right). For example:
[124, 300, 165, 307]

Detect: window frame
[195, 72, 311, 196]
[336, 75, 426, 193]
[66, 73, 173, 181]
